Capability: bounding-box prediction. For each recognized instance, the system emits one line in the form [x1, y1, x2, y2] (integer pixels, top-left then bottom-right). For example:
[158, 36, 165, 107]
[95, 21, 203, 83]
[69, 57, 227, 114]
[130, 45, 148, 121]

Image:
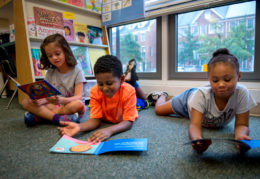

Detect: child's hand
[47, 96, 64, 105]
[235, 134, 251, 153]
[88, 128, 112, 143]
[33, 98, 46, 106]
[191, 139, 212, 153]
[58, 121, 80, 137]
[235, 134, 251, 141]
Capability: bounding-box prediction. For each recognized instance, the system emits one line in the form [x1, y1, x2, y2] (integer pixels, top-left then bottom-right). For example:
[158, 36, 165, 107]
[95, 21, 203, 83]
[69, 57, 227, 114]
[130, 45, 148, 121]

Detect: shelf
[41, 0, 101, 16]
[0, 41, 15, 48]
[29, 37, 108, 49]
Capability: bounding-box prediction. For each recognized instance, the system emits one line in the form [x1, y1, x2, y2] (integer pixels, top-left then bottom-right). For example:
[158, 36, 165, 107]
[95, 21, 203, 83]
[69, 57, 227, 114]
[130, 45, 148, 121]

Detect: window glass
[110, 19, 157, 72]
[177, 1, 256, 72]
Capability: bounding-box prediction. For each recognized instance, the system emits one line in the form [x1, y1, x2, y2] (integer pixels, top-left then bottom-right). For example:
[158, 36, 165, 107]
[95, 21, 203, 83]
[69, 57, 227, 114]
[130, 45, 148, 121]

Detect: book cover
[85, 80, 97, 97]
[68, 0, 83, 8]
[71, 46, 93, 76]
[86, 0, 102, 13]
[64, 19, 75, 42]
[49, 135, 148, 155]
[88, 48, 107, 72]
[11, 78, 61, 100]
[27, 17, 36, 37]
[31, 48, 46, 77]
[87, 25, 104, 45]
[33, 7, 65, 38]
[74, 22, 88, 43]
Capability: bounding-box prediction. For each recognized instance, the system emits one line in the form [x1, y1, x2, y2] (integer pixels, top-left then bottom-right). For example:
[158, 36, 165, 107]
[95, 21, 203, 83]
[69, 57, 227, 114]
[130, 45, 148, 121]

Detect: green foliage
[119, 33, 142, 65]
[178, 20, 255, 71]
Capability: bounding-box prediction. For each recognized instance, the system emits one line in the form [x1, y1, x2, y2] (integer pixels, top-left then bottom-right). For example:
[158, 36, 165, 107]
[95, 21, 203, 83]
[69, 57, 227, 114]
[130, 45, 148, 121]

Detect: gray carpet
[1, 97, 260, 179]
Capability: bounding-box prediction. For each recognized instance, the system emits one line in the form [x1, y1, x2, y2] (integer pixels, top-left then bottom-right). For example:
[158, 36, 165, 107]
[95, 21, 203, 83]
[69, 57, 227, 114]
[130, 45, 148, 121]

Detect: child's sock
[24, 112, 40, 127]
[52, 114, 79, 125]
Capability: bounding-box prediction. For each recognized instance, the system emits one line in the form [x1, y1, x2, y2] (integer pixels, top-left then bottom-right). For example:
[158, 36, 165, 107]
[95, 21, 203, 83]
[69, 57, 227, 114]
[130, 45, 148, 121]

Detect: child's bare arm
[58, 118, 101, 137]
[50, 83, 84, 105]
[189, 108, 211, 153]
[88, 120, 133, 142]
[234, 111, 251, 140]
[188, 108, 203, 140]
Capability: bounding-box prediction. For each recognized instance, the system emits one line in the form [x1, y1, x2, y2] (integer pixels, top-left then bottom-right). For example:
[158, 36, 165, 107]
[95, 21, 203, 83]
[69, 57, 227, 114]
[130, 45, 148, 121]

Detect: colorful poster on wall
[102, 0, 145, 26]
[86, 0, 102, 13]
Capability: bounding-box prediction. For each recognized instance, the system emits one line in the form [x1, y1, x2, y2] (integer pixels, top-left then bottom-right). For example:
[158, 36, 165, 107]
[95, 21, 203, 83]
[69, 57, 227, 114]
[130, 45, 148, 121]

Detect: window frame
[168, 0, 260, 81]
[108, 17, 162, 80]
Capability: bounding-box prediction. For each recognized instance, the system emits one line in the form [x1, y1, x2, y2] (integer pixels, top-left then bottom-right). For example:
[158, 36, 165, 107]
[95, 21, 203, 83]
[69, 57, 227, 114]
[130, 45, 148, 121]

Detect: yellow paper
[63, 11, 75, 20]
[203, 64, 208, 72]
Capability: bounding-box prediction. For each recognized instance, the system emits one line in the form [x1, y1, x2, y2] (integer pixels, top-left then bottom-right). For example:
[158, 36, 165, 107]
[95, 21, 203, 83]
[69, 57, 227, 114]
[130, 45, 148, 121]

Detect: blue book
[11, 77, 61, 100]
[49, 135, 148, 155]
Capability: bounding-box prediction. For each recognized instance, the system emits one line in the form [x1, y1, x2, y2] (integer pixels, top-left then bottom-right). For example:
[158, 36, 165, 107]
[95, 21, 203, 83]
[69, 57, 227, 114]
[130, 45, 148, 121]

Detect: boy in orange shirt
[58, 55, 138, 142]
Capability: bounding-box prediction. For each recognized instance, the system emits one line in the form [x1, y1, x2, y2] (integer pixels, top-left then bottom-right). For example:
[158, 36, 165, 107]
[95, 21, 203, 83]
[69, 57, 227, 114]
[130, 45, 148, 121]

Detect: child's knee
[154, 107, 163, 116]
[21, 98, 31, 109]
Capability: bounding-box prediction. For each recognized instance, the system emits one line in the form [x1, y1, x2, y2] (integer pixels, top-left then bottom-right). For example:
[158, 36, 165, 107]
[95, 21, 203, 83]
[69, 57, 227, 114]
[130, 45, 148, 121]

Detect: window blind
[145, 0, 239, 17]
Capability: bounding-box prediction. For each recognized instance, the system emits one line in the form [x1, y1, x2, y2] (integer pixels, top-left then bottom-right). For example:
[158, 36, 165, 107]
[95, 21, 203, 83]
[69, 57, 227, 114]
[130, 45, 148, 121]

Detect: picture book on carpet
[50, 135, 148, 155]
[11, 78, 61, 100]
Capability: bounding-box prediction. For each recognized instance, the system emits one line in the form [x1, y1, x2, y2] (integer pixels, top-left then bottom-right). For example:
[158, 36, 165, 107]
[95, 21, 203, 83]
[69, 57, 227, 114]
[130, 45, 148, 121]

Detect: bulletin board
[102, 0, 145, 26]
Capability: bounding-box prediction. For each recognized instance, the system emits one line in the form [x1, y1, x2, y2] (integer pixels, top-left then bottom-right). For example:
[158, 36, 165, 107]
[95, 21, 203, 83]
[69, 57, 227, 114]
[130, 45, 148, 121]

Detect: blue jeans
[170, 88, 198, 118]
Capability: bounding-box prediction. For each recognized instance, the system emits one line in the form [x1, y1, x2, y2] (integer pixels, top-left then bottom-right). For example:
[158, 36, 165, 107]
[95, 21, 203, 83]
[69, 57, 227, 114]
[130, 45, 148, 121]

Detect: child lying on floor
[152, 48, 257, 153]
[58, 55, 138, 142]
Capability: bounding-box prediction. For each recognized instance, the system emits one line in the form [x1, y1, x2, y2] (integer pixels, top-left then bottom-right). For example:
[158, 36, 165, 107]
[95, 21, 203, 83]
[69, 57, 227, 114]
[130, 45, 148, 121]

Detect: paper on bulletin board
[102, 0, 145, 26]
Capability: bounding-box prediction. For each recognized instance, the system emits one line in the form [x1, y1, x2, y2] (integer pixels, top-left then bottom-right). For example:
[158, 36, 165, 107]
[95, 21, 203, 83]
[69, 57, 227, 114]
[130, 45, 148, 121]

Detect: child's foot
[24, 112, 40, 127]
[147, 91, 168, 105]
[59, 114, 79, 123]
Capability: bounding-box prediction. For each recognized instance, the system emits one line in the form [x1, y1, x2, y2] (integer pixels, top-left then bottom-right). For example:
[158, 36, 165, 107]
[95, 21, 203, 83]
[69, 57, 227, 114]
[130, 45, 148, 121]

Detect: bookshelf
[14, 0, 110, 103]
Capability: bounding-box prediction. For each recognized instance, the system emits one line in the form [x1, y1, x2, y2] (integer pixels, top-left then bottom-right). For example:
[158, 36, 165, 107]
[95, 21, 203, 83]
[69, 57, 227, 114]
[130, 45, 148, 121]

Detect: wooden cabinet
[13, 0, 110, 103]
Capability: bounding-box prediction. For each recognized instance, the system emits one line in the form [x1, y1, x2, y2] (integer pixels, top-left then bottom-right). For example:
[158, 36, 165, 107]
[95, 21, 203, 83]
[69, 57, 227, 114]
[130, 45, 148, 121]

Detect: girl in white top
[154, 48, 257, 153]
[22, 34, 87, 126]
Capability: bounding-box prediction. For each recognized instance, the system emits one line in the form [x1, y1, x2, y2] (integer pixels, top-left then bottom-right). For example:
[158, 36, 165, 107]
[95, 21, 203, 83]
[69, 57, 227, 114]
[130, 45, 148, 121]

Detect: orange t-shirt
[89, 82, 138, 123]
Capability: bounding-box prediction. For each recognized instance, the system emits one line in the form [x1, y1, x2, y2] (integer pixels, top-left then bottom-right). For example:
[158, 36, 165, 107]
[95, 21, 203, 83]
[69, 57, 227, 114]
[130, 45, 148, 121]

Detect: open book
[11, 77, 61, 100]
[49, 135, 148, 155]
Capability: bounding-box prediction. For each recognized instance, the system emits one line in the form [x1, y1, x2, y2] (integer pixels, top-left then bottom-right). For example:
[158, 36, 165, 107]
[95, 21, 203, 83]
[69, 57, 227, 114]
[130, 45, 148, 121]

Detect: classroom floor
[1, 97, 260, 178]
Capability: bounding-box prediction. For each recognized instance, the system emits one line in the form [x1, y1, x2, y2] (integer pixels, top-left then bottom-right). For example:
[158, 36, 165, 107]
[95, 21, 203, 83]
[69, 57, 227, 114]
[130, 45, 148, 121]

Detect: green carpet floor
[1, 97, 260, 179]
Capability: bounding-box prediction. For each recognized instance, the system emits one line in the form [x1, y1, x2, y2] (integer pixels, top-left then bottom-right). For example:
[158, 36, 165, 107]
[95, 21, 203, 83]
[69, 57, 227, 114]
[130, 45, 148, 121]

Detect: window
[168, 0, 259, 80]
[141, 33, 146, 42]
[200, 25, 207, 35]
[149, 46, 153, 57]
[108, 18, 162, 79]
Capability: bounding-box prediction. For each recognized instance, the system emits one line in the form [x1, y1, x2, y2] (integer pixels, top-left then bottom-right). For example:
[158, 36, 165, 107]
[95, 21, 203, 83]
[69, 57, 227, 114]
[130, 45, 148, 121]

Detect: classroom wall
[139, 15, 260, 103]
[0, 1, 14, 30]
